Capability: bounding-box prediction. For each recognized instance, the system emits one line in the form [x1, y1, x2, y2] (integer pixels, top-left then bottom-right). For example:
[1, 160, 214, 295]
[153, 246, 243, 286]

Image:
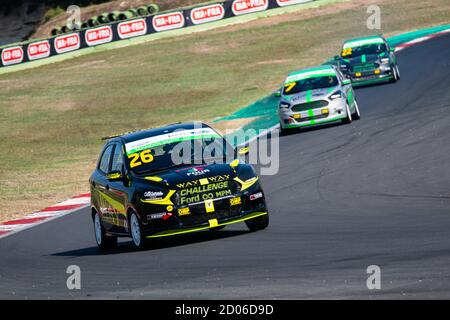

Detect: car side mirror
[334, 55, 340, 61]
[342, 79, 351, 85]
[237, 146, 250, 156]
[390, 47, 395, 52]
[107, 170, 123, 181]
[274, 90, 281, 98]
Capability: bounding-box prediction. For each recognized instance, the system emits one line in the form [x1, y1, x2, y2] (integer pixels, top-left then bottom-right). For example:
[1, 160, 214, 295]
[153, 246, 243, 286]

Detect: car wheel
[391, 65, 399, 82]
[342, 103, 353, 124]
[395, 65, 401, 80]
[245, 213, 269, 232]
[279, 123, 288, 136]
[352, 100, 361, 120]
[129, 212, 147, 249]
[93, 212, 117, 250]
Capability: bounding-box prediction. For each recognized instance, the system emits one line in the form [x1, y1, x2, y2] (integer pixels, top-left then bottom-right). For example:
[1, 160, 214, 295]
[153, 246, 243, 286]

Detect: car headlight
[279, 102, 290, 109]
[329, 91, 342, 100]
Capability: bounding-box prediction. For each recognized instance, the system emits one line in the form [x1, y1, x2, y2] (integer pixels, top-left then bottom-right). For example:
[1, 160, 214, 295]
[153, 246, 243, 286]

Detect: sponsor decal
[54, 33, 81, 54]
[190, 4, 225, 25]
[85, 26, 113, 46]
[285, 69, 336, 84]
[232, 0, 268, 16]
[250, 192, 263, 200]
[144, 190, 164, 200]
[27, 41, 50, 61]
[276, 0, 311, 7]
[118, 19, 147, 39]
[1, 46, 24, 66]
[178, 207, 191, 216]
[152, 11, 185, 32]
[205, 199, 215, 213]
[186, 167, 211, 177]
[179, 181, 233, 205]
[230, 196, 242, 206]
[176, 174, 230, 189]
[147, 212, 168, 220]
[125, 128, 220, 155]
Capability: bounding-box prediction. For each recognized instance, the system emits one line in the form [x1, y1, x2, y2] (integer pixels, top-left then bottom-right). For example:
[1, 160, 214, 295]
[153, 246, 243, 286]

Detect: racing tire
[129, 212, 148, 250]
[93, 212, 117, 250]
[352, 100, 361, 120]
[391, 65, 400, 82]
[395, 65, 401, 80]
[245, 213, 269, 232]
[342, 103, 353, 124]
[279, 123, 288, 136]
[279, 123, 299, 136]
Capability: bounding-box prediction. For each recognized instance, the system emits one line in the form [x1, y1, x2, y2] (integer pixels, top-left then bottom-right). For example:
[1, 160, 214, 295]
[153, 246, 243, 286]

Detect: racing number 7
[128, 150, 154, 168]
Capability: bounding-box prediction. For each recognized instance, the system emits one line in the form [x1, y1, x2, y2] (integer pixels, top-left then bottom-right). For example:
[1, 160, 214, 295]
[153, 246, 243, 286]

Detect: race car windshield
[342, 43, 387, 58]
[283, 76, 338, 95]
[124, 129, 233, 174]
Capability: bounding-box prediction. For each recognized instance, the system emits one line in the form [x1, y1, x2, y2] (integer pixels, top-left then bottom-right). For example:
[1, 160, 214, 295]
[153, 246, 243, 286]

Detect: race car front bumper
[279, 98, 348, 129]
[141, 184, 267, 238]
[146, 210, 268, 238]
[348, 68, 394, 87]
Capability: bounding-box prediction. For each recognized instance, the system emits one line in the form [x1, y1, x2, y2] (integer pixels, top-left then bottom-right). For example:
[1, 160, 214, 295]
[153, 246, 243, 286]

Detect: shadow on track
[51, 229, 250, 257]
[280, 121, 345, 137]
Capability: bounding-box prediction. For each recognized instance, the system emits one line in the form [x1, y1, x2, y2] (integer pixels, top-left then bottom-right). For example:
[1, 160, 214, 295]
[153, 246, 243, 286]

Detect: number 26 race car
[90, 122, 269, 249]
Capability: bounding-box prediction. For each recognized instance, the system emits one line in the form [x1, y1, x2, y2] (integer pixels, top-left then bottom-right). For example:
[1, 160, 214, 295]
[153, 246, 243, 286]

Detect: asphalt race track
[1, 33, 450, 299]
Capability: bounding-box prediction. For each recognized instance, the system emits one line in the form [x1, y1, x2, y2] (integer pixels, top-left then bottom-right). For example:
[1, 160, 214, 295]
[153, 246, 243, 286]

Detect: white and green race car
[277, 65, 360, 132]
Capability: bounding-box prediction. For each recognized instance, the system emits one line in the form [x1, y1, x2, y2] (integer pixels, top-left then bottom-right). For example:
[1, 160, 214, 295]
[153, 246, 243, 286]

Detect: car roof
[284, 65, 337, 83]
[287, 65, 335, 77]
[106, 122, 212, 144]
[343, 35, 385, 48]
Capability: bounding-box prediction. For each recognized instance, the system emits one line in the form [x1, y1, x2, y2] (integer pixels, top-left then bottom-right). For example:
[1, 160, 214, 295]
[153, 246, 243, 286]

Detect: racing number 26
[128, 150, 154, 168]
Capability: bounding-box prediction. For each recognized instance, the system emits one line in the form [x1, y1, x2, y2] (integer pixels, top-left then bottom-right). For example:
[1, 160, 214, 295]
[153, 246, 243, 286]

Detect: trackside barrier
[0, 0, 316, 68]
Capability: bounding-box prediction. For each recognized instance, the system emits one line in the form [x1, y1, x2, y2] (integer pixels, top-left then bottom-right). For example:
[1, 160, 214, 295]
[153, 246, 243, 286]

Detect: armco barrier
[0, 0, 316, 68]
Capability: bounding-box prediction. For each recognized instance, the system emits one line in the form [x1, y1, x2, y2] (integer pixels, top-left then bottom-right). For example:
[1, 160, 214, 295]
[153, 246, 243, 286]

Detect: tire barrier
[0, 0, 316, 68]
[96, 13, 110, 24]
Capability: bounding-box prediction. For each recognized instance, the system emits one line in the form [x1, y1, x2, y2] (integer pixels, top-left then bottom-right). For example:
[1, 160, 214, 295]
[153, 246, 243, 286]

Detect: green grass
[1, 0, 450, 219]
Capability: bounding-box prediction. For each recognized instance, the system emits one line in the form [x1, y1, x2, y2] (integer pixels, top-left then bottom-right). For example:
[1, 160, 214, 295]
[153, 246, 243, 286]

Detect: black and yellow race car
[90, 122, 269, 249]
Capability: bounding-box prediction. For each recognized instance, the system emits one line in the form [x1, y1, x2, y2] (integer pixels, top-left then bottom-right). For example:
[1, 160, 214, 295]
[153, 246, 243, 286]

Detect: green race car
[335, 35, 400, 87]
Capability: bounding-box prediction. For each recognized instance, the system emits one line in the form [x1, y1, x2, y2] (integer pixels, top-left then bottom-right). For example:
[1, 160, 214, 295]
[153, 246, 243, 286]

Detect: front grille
[352, 63, 379, 73]
[291, 100, 329, 112]
[296, 113, 328, 122]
